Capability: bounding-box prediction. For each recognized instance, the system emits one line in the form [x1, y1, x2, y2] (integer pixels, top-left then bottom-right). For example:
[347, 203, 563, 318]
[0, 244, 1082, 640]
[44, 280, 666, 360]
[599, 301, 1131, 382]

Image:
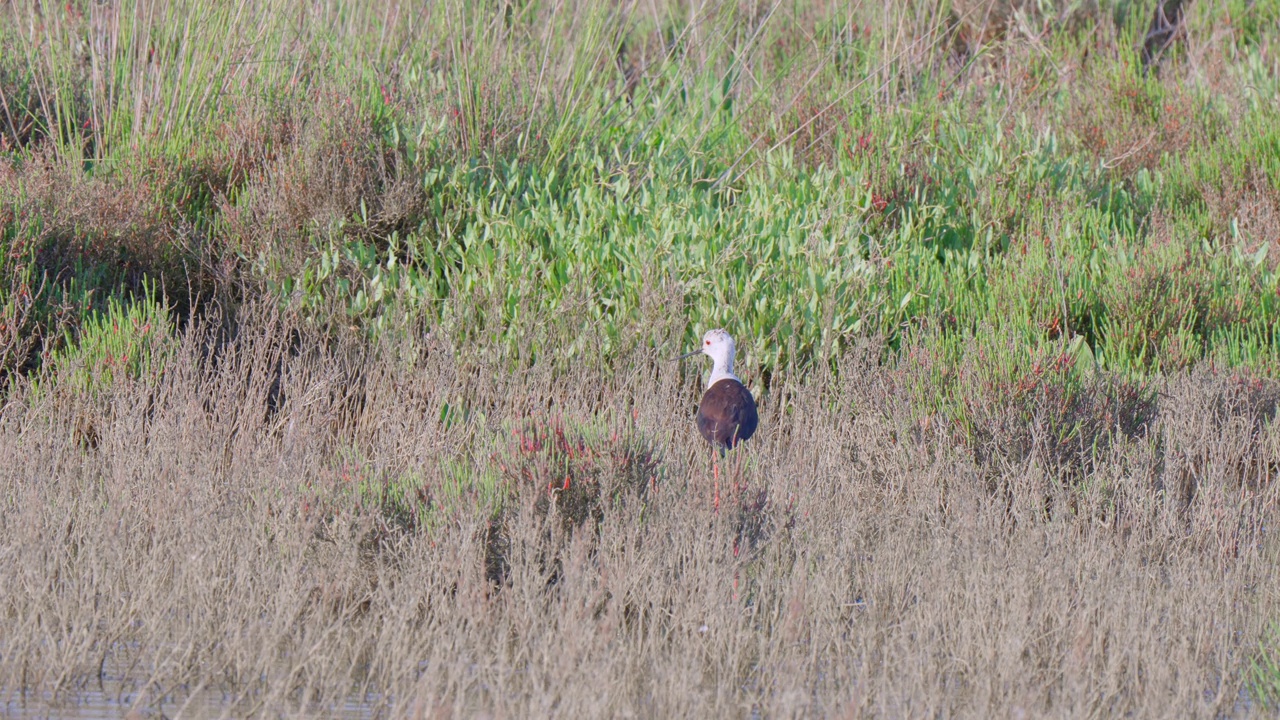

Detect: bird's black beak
[672, 349, 701, 362]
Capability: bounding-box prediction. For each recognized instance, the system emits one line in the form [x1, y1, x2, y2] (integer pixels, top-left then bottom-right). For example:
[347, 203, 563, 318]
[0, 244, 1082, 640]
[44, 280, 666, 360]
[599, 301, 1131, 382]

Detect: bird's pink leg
[713, 451, 720, 513]
[732, 447, 739, 497]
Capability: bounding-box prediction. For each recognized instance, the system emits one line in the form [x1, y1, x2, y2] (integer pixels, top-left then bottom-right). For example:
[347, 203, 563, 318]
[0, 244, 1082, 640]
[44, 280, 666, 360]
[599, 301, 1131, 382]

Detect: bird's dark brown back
[697, 379, 758, 449]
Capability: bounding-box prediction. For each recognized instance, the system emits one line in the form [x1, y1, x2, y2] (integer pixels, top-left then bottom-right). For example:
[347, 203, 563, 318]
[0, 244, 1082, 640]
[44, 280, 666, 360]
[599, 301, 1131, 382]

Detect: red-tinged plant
[498, 415, 662, 535]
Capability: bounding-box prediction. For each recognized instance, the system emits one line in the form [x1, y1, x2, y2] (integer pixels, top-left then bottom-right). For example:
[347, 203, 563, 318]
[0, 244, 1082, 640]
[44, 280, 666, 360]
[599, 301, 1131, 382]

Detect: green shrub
[44, 281, 175, 396]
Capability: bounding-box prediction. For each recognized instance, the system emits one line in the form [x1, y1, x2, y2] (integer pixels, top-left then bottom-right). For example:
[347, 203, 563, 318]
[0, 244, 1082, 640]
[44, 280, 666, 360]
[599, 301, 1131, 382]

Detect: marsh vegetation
[2, 0, 1280, 716]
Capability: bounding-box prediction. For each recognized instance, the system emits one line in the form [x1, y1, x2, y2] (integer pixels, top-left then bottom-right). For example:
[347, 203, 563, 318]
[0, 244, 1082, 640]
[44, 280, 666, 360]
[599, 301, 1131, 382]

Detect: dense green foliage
[2, 0, 1278, 386]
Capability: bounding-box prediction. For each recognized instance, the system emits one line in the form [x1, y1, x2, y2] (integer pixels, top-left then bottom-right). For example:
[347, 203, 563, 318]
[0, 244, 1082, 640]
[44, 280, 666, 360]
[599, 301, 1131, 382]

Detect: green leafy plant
[44, 280, 175, 396]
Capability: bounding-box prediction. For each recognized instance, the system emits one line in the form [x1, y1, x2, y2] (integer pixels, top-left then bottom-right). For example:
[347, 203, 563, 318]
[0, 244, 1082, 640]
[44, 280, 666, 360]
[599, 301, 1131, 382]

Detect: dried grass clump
[1160, 368, 1280, 518]
[893, 337, 1156, 489]
[946, 0, 1102, 59]
[1065, 71, 1199, 178]
[0, 98, 295, 311]
[484, 415, 662, 587]
[500, 415, 660, 531]
[224, 90, 425, 277]
[1, 309, 1278, 717]
[2, 150, 182, 275]
[742, 87, 852, 171]
[1200, 166, 1280, 270]
[0, 199, 40, 377]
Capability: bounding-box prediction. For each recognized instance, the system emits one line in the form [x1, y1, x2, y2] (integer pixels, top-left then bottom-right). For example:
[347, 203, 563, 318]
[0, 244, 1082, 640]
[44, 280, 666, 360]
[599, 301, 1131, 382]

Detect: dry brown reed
[1, 306, 1278, 718]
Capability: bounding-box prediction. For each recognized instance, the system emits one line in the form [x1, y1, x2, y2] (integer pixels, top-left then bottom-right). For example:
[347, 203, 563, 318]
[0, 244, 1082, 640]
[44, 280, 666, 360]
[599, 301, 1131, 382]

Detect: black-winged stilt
[676, 329, 758, 508]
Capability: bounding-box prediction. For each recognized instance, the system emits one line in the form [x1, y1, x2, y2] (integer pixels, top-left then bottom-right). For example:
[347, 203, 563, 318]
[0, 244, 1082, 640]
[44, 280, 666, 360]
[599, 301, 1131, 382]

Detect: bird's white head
[698, 328, 738, 388]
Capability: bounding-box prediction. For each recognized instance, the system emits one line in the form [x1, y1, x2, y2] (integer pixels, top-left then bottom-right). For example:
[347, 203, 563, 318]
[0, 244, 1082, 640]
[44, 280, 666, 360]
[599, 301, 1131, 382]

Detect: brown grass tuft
[1066, 71, 1199, 178]
[1, 308, 1278, 716]
[224, 90, 425, 279]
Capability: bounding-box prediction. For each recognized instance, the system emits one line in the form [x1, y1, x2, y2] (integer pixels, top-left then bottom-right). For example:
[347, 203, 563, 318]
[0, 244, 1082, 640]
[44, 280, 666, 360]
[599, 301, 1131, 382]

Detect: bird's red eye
[705, 340, 711, 345]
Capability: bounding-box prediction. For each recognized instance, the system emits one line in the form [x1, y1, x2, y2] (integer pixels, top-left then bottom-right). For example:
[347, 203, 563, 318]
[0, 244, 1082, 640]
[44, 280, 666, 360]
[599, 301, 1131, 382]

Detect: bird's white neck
[707, 357, 738, 388]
